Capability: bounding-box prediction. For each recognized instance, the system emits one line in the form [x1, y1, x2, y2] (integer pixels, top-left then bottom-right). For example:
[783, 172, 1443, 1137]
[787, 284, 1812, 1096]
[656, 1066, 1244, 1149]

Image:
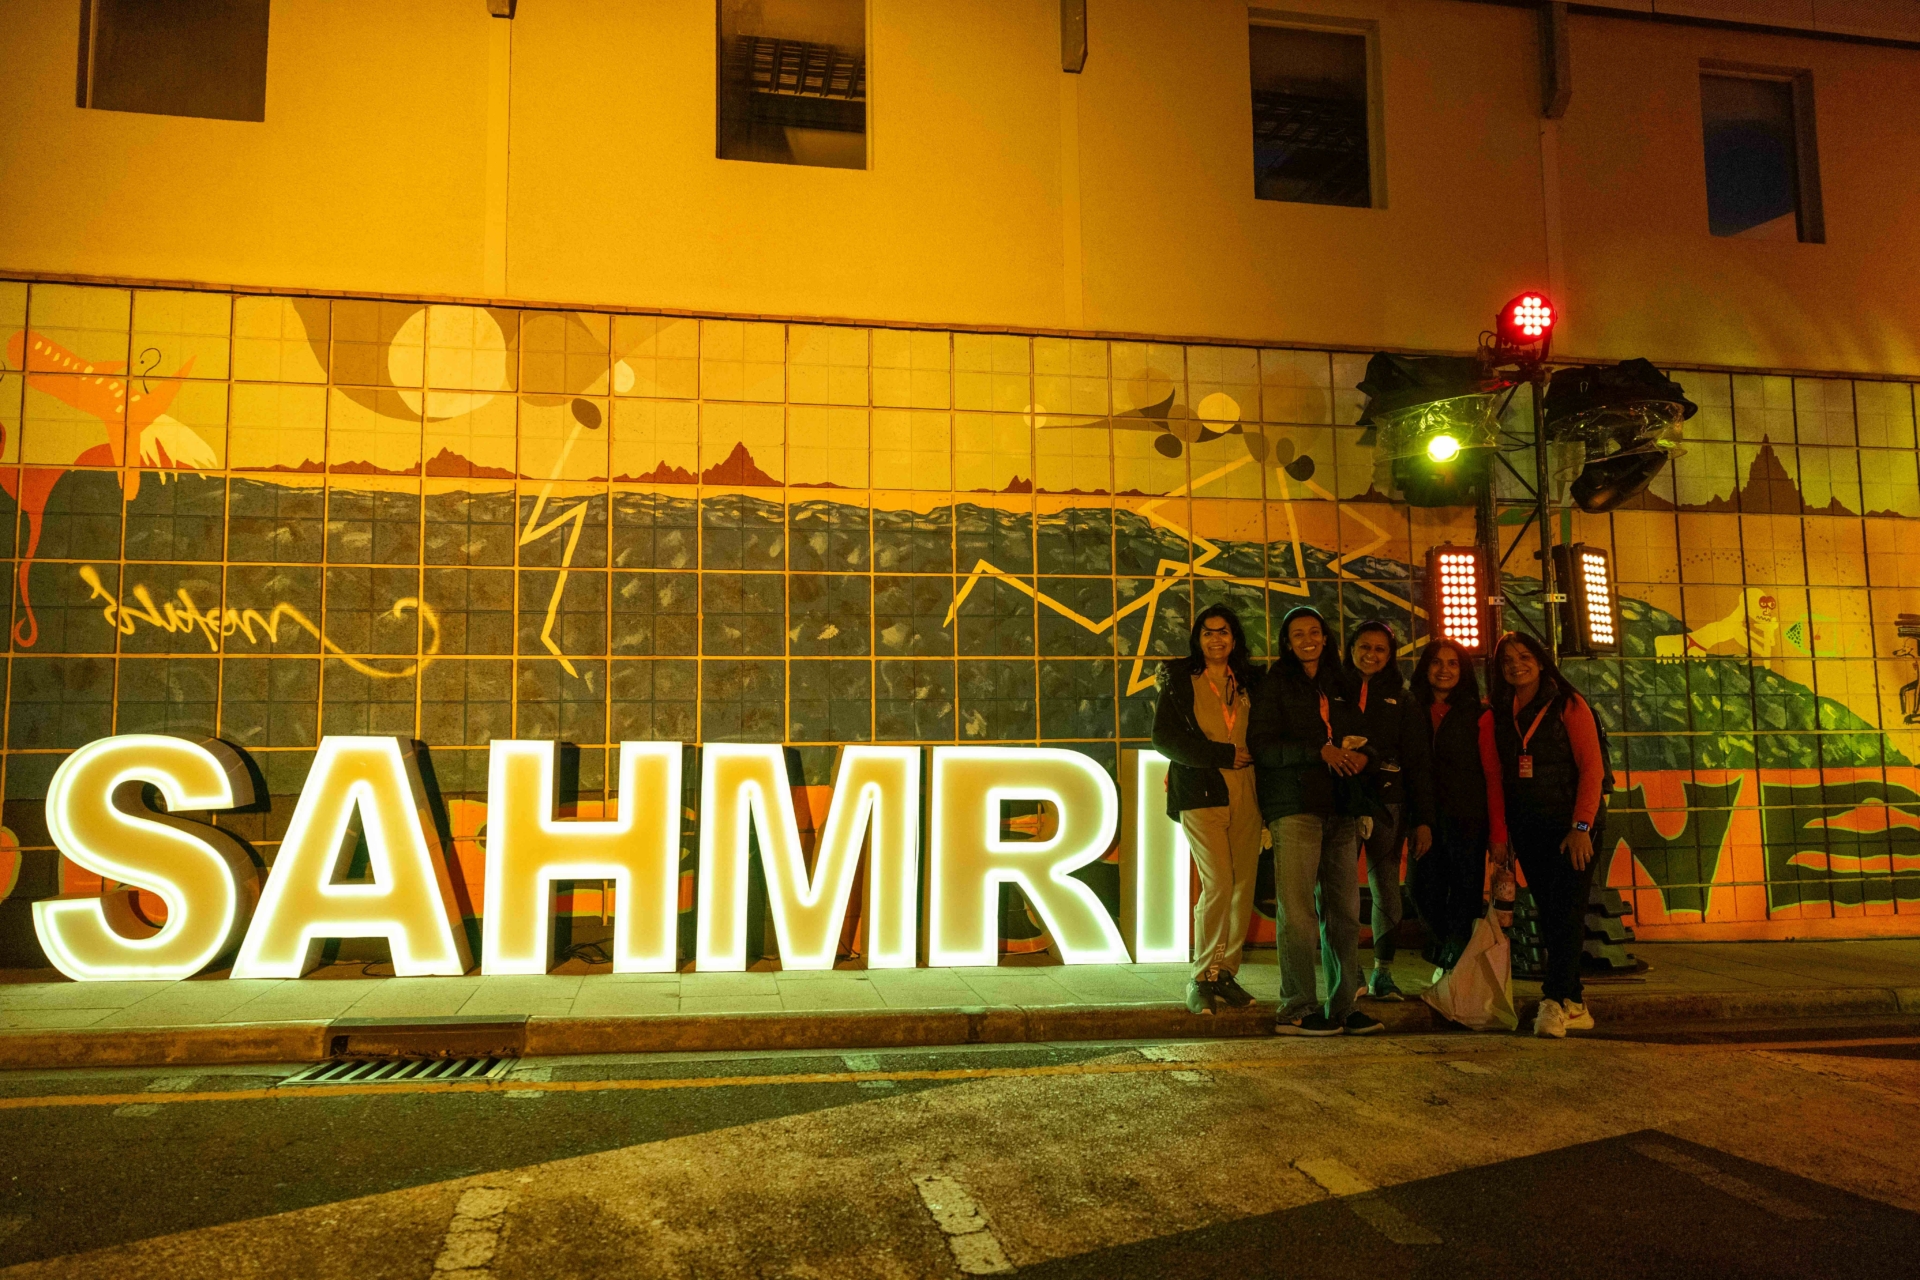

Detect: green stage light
[1426, 433, 1461, 462]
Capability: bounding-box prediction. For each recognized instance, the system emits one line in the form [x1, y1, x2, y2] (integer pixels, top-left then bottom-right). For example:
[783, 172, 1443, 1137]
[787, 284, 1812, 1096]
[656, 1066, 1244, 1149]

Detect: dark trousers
[1408, 815, 1488, 951]
[1511, 811, 1601, 1004]
[1362, 803, 1406, 963]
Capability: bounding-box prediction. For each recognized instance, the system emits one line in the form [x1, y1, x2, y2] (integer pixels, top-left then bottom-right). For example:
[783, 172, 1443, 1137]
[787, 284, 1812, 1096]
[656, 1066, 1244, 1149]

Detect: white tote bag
[1420, 904, 1519, 1032]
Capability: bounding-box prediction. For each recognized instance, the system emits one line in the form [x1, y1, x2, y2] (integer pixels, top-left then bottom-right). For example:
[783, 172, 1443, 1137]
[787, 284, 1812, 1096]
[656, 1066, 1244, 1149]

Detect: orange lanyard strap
[1203, 672, 1239, 737]
[1514, 699, 1553, 754]
[1358, 680, 1369, 713]
[1317, 691, 1333, 743]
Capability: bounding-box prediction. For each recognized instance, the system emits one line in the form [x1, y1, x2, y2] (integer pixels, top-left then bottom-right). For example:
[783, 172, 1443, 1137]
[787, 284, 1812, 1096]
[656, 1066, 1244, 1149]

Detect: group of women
[1151, 603, 1608, 1039]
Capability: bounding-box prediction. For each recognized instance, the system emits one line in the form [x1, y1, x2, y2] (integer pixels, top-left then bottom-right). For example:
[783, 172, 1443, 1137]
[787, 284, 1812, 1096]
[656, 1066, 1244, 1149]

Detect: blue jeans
[1269, 813, 1362, 1022]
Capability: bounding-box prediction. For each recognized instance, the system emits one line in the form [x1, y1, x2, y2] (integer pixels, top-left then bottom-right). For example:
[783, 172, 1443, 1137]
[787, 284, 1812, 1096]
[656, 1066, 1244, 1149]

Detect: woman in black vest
[1488, 632, 1608, 1039]
[1151, 605, 1262, 1017]
[1406, 639, 1507, 971]
[1344, 620, 1434, 1002]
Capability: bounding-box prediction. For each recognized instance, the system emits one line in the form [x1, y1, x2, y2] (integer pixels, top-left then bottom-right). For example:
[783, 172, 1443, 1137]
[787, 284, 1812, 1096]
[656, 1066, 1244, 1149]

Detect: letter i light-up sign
[1426, 545, 1491, 656]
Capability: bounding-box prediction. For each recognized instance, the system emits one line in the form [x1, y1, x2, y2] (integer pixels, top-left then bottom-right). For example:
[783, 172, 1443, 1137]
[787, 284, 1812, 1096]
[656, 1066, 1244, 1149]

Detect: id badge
[1518, 754, 1534, 779]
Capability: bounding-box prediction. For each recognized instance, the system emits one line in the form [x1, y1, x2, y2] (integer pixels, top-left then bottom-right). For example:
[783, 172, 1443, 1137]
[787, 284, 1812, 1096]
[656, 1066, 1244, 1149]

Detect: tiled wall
[2, 278, 1918, 959]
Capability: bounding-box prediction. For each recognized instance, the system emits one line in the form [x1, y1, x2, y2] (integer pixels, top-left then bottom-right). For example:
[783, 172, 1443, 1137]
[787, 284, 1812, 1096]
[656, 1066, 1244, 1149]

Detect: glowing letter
[1119, 749, 1192, 964]
[232, 736, 471, 978]
[696, 745, 920, 971]
[928, 747, 1128, 967]
[36, 735, 258, 981]
[482, 740, 683, 975]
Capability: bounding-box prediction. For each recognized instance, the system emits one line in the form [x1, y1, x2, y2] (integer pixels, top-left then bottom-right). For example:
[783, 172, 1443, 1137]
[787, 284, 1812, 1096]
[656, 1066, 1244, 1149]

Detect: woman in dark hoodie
[1247, 605, 1382, 1036]
[1406, 638, 1508, 971]
[1151, 604, 1262, 1016]
[1344, 620, 1434, 1002]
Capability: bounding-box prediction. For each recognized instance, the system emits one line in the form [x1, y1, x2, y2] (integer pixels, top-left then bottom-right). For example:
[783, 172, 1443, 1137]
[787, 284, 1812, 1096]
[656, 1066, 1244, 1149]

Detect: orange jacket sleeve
[1477, 709, 1508, 845]
[1563, 696, 1605, 826]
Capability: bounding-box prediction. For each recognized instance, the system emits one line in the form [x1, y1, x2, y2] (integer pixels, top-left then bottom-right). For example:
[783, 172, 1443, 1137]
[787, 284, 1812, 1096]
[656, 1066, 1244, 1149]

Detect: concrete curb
[3, 985, 1915, 1070]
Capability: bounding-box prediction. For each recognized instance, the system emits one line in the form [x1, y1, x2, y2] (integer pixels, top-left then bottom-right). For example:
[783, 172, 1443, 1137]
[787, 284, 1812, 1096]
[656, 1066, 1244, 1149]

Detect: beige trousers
[1179, 767, 1263, 980]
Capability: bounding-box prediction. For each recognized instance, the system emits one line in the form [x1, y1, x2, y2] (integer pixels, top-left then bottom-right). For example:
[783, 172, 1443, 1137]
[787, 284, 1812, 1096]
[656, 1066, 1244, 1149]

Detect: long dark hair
[1181, 603, 1259, 687]
[1345, 619, 1405, 695]
[1271, 605, 1347, 693]
[1410, 638, 1482, 709]
[1488, 630, 1579, 713]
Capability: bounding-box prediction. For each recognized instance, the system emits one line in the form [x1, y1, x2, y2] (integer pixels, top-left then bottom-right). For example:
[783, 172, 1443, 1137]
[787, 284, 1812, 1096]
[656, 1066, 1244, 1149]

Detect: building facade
[2, 0, 1919, 965]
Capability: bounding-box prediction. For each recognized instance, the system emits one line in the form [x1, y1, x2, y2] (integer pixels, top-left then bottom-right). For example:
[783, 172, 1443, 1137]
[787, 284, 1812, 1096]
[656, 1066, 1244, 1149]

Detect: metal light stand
[1529, 364, 1560, 658]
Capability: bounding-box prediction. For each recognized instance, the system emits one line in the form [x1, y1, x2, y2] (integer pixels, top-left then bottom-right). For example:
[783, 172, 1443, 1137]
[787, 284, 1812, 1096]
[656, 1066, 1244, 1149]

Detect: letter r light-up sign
[34, 735, 1198, 980]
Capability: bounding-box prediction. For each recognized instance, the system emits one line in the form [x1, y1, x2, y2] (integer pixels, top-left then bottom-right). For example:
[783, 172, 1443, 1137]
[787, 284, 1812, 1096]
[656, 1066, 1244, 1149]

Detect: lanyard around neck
[1513, 696, 1554, 754]
[1202, 670, 1239, 736]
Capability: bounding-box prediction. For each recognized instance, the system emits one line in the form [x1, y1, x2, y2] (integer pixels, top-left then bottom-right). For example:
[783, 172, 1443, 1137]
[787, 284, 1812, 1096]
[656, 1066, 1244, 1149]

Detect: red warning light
[1498, 293, 1556, 347]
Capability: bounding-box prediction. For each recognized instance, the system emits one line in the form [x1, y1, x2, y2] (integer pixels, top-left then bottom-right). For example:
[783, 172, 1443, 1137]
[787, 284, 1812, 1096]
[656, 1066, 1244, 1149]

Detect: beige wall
[1, 0, 1916, 373]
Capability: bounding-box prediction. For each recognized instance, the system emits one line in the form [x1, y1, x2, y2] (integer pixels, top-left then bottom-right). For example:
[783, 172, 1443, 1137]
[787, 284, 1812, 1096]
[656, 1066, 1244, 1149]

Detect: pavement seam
[913, 1174, 1014, 1276]
[1629, 1142, 1822, 1221]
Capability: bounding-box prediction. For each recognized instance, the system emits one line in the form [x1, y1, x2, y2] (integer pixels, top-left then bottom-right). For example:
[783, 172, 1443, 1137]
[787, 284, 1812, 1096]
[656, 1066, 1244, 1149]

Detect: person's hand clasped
[1233, 746, 1253, 769]
[1320, 744, 1366, 776]
[1412, 824, 1433, 860]
[1562, 828, 1594, 870]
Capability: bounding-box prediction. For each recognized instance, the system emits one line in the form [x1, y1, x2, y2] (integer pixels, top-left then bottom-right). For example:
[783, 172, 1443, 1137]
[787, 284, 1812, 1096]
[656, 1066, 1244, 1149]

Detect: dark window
[1701, 71, 1823, 242]
[77, 0, 270, 123]
[1250, 24, 1372, 208]
[717, 0, 866, 170]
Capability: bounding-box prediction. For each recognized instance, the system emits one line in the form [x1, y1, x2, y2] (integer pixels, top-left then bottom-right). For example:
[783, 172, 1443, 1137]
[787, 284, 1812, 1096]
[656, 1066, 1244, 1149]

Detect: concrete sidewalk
[4, 939, 1920, 1069]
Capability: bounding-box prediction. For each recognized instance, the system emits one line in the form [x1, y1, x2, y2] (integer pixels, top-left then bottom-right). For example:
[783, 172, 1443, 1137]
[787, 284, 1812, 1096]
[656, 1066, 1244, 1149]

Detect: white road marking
[842, 1053, 882, 1071]
[1294, 1157, 1441, 1246]
[112, 1103, 161, 1118]
[146, 1075, 200, 1092]
[1169, 1070, 1210, 1085]
[1630, 1142, 1822, 1221]
[431, 1184, 518, 1276]
[1446, 1061, 1495, 1076]
[913, 1174, 1014, 1275]
[1139, 1045, 1203, 1062]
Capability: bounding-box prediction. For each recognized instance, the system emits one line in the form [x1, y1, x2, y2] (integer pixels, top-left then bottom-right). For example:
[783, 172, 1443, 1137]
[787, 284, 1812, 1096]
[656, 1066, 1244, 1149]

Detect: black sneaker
[1185, 979, 1217, 1016]
[1274, 1012, 1343, 1036]
[1343, 1010, 1385, 1035]
[1213, 972, 1255, 1009]
[1365, 969, 1405, 1002]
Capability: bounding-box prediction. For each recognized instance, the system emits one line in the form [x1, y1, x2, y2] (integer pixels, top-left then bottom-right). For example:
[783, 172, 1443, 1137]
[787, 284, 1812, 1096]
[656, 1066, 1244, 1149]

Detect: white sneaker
[1533, 998, 1568, 1039]
[1562, 1000, 1595, 1032]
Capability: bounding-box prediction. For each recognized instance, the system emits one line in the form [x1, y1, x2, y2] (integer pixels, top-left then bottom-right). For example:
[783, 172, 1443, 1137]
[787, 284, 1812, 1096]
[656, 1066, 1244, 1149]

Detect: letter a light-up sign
[929, 747, 1128, 967]
[232, 737, 472, 979]
[1118, 749, 1192, 964]
[37, 735, 259, 981]
[483, 740, 682, 975]
[697, 745, 920, 971]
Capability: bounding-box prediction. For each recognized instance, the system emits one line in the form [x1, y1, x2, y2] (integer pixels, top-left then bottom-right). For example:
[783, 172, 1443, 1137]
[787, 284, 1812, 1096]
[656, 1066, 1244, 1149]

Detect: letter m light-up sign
[31, 735, 1198, 981]
[1425, 545, 1491, 656]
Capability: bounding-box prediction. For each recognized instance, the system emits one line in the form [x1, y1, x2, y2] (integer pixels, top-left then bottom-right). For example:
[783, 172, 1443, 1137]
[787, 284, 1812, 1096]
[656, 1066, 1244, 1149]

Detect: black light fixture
[1355, 354, 1513, 507]
[1425, 545, 1493, 655]
[1544, 359, 1696, 513]
[1551, 543, 1621, 655]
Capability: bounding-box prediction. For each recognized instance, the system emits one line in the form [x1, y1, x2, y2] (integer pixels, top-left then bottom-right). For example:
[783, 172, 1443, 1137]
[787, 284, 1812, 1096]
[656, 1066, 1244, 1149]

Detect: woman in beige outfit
[1151, 604, 1264, 1016]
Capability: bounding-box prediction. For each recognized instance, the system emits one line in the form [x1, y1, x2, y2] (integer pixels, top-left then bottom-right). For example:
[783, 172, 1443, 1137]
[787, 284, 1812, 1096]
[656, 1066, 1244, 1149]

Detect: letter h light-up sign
[34, 736, 1199, 980]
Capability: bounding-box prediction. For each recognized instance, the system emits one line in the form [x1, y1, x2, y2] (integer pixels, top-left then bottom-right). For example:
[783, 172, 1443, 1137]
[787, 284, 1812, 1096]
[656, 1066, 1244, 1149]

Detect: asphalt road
[3, 1019, 1918, 1277]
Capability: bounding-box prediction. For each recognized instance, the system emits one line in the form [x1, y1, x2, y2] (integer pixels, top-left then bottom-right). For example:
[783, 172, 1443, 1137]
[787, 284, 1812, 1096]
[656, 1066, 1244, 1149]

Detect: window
[1249, 23, 1374, 208]
[717, 0, 866, 170]
[1701, 69, 1823, 243]
[76, 0, 270, 123]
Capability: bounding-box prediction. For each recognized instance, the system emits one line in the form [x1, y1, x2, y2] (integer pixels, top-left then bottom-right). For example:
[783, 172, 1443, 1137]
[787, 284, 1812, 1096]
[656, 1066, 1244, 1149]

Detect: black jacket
[1151, 662, 1258, 818]
[1424, 695, 1493, 826]
[1247, 660, 1370, 822]
[1353, 672, 1434, 827]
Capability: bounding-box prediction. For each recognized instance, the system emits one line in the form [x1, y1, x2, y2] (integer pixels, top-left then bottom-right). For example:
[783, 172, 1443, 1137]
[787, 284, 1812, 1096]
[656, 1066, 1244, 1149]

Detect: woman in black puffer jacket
[1151, 604, 1263, 1017]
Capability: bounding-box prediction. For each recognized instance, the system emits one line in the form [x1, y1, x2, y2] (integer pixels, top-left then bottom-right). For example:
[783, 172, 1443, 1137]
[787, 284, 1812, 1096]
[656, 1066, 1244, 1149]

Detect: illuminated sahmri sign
[34, 736, 1195, 981]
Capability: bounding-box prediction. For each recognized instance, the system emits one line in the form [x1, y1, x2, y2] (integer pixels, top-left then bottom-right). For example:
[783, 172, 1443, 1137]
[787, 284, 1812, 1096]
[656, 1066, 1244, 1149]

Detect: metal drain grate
[279, 1056, 512, 1087]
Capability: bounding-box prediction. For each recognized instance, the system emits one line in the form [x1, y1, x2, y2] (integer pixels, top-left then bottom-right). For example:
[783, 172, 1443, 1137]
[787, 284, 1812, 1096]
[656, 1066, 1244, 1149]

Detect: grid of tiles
[3, 278, 1920, 929]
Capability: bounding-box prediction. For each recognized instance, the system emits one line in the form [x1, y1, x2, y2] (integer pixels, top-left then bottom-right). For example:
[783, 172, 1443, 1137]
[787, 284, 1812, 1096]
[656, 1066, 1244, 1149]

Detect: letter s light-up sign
[39, 735, 259, 981]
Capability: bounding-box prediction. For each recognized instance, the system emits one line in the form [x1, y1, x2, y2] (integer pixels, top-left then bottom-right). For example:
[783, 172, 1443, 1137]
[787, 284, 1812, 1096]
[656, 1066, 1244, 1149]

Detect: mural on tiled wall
[0, 278, 1917, 968]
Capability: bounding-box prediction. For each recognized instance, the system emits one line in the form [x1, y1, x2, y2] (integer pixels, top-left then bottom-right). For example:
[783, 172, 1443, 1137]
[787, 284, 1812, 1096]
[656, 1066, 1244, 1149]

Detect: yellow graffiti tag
[76, 565, 440, 679]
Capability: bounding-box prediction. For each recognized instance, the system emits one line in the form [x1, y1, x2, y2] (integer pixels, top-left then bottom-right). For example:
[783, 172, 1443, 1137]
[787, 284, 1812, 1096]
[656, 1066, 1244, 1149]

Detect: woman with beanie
[1151, 605, 1263, 1016]
[1406, 639, 1507, 971]
[1487, 631, 1608, 1039]
[1344, 620, 1434, 1002]
[1248, 605, 1382, 1036]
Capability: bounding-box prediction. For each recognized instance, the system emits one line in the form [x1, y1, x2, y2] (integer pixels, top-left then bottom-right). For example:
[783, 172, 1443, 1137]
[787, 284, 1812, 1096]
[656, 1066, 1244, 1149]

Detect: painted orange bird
[2, 330, 204, 647]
